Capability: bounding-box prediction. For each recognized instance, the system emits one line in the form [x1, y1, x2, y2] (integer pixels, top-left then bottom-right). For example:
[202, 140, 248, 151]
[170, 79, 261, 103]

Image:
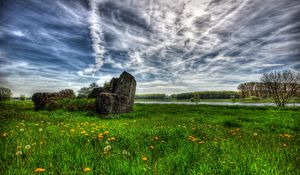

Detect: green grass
[0, 101, 299, 174]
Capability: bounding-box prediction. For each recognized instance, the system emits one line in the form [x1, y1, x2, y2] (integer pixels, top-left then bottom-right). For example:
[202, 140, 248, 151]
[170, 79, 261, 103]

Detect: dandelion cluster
[279, 133, 293, 140]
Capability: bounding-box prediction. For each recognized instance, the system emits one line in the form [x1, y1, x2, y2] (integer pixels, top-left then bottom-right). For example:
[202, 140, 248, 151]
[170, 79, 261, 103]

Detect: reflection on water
[135, 101, 300, 107]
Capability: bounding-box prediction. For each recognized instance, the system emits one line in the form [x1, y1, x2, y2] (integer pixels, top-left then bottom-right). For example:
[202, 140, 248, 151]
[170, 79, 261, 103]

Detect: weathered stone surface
[88, 87, 107, 98]
[32, 89, 75, 110]
[113, 71, 136, 110]
[32, 93, 59, 110]
[95, 71, 136, 114]
[95, 93, 116, 114]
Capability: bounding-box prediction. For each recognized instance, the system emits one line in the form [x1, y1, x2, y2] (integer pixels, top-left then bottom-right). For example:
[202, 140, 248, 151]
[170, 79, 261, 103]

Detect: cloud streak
[84, 0, 106, 75]
[0, 0, 299, 96]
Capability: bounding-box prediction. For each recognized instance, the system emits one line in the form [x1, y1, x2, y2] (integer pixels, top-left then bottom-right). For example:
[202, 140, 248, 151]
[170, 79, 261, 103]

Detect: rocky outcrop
[95, 71, 136, 114]
[31, 72, 136, 114]
[88, 87, 108, 98]
[32, 93, 59, 110]
[32, 89, 75, 110]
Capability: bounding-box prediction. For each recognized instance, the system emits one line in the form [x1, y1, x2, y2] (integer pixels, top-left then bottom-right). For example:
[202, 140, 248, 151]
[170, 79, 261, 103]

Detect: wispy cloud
[82, 0, 106, 75]
[0, 0, 299, 96]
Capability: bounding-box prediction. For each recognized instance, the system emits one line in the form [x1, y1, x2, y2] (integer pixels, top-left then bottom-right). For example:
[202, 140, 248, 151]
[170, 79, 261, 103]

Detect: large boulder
[95, 71, 136, 114]
[113, 71, 136, 109]
[95, 93, 116, 114]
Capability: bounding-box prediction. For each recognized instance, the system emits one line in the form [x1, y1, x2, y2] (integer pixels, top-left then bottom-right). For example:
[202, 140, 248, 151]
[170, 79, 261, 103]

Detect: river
[135, 101, 300, 107]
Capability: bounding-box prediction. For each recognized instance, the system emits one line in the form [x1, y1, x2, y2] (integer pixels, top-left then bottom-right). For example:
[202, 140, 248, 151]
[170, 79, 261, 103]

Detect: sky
[0, 0, 299, 96]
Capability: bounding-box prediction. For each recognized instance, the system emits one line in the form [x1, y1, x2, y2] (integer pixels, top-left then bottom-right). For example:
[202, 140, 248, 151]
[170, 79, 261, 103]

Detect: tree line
[135, 94, 167, 99]
[237, 82, 269, 98]
[1, 70, 299, 107]
[170, 91, 240, 100]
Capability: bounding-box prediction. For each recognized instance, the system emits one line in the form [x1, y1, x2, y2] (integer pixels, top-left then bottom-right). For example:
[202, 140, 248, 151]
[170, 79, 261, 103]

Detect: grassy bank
[0, 101, 299, 174]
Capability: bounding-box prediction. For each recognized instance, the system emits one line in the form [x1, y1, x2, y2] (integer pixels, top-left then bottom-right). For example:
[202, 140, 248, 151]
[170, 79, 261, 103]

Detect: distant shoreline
[135, 101, 300, 107]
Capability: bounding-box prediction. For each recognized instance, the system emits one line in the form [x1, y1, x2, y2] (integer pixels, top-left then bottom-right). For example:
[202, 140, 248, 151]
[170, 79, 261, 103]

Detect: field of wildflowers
[0, 101, 299, 174]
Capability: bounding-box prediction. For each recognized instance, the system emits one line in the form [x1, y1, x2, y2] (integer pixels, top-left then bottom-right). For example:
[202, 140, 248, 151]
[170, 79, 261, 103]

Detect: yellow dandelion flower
[81, 131, 87, 134]
[98, 135, 104, 140]
[198, 141, 205, 144]
[142, 156, 148, 161]
[191, 137, 197, 142]
[282, 143, 288, 147]
[103, 131, 109, 135]
[111, 137, 116, 141]
[17, 145, 22, 149]
[70, 129, 75, 133]
[149, 146, 155, 150]
[83, 168, 91, 172]
[34, 168, 45, 173]
[107, 137, 111, 141]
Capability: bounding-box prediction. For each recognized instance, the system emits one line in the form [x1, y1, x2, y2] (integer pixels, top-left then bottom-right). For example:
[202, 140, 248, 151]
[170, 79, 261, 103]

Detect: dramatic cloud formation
[0, 0, 299, 96]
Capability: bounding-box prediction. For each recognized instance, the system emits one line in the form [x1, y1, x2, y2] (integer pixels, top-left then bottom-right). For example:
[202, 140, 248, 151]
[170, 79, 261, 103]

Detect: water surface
[135, 101, 300, 107]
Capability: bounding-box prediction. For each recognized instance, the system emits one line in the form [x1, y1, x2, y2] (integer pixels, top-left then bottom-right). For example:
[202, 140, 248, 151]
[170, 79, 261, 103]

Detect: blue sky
[0, 0, 299, 96]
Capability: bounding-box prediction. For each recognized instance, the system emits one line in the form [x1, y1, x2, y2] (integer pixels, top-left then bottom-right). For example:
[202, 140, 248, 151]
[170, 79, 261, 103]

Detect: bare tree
[260, 70, 300, 107]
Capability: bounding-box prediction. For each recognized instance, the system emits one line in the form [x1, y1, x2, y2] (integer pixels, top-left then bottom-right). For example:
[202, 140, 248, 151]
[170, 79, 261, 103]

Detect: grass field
[0, 101, 299, 174]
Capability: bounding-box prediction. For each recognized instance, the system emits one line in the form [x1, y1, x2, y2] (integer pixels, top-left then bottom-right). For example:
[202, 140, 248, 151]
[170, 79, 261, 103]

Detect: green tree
[59, 89, 75, 98]
[20, 95, 26, 100]
[77, 82, 99, 98]
[0, 87, 12, 101]
[103, 81, 111, 91]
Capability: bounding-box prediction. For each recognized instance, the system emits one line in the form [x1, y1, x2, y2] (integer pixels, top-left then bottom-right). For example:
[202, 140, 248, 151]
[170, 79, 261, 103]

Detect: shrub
[20, 95, 26, 100]
[58, 89, 75, 98]
[0, 87, 12, 101]
[249, 96, 261, 100]
[48, 99, 95, 111]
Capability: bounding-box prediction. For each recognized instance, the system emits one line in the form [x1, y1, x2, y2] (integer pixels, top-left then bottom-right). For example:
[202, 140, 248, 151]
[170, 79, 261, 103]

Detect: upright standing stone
[95, 71, 136, 114]
[113, 71, 136, 112]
